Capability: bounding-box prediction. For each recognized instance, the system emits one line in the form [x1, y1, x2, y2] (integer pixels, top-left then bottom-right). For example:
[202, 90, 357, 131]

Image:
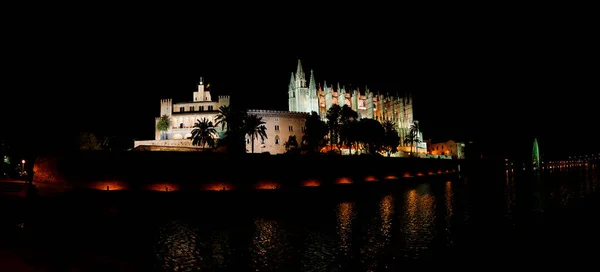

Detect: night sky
[3, 9, 598, 159]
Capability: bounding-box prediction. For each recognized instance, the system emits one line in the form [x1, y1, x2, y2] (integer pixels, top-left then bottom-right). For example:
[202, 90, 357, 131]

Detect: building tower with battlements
[140, 78, 230, 143]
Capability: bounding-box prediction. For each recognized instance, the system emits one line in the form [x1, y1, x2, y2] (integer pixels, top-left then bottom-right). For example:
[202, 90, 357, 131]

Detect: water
[1, 163, 599, 270]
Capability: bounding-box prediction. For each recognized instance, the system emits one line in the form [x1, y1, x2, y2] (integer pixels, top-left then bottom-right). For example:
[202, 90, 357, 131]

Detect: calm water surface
[1, 163, 599, 270]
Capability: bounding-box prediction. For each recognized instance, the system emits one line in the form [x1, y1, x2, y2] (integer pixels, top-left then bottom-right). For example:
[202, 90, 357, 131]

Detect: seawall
[32, 151, 500, 192]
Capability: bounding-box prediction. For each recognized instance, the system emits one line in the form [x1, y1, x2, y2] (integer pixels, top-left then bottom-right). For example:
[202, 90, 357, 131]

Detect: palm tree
[382, 120, 400, 157]
[244, 114, 267, 153]
[404, 121, 420, 157]
[214, 105, 231, 132]
[191, 117, 217, 150]
[326, 104, 341, 151]
[157, 114, 170, 140]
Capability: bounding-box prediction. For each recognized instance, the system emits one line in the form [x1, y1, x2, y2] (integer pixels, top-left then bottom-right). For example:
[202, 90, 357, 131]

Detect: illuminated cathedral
[288, 59, 422, 151]
[134, 59, 428, 156]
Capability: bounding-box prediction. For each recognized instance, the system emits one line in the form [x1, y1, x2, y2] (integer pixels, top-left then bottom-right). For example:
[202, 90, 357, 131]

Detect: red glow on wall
[146, 183, 181, 192]
[445, 169, 450, 173]
[364, 176, 378, 182]
[416, 172, 424, 177]
[402, 172, 413, 178]
[335, 177, 352, 184]
[451, 169, 457, 172]
[302, 179, 320, 187]
[384, 175, 397, 180]
[437, 170, 443, 174]
[89, 180, 128, 191]
[201, 182, 233, 191]
[255, 180, 280, 190]
[428, 171, 435, 175]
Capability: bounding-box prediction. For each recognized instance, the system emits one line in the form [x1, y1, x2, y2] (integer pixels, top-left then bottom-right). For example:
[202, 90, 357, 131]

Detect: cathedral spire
[308, 69, 317, 93]
[296, 59, 304, 77]
[289, 72, 295, 89]
[295, 59, 306, 88]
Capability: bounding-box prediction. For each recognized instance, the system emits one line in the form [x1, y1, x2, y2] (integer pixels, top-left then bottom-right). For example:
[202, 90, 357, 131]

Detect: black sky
[3, 7, 598, 159]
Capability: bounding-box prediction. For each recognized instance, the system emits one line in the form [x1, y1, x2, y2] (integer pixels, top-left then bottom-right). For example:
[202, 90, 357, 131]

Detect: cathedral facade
[288, 59, 420, 150]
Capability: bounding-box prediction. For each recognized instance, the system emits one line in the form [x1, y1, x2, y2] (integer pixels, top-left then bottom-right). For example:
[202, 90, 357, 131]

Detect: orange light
[89, 180, 128, 191]
[202, 182, 233, 191]
[302, 179, 320, 187]
[427, 171, 434, 175]
[335, 177, 352, 184]
[402, 172, 413, 178]
[416, 172, 424, 177]
[364, 175, 378, 182]
[437, 170, 443, 174]
[384, 175, 397, 180]
[255, 180, 279, 190]
[146, 183, 181, 192]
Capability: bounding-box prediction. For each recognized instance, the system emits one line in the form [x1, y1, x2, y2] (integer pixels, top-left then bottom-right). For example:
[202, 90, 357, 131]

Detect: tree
[244, 114, 267, 153]
[102, 136, 116, 151]
[216, 106, 247, 154]
[157, 115, 170, 140]
[404, 121, 421, 157]
[284, 135, 299, 152]
[326, 104, 341, 151]
[382, 120, 400, 157]
[339, 105, 359, 154]
[302, 111, 328, 153]
[77, 132, 102, 151]
[356, 118, 385, 155]
[214, 105, 231, 134]
[191, 118, 217, 150]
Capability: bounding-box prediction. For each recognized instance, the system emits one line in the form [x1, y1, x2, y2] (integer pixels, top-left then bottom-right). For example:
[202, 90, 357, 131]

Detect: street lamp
[21, 159, 25, 176]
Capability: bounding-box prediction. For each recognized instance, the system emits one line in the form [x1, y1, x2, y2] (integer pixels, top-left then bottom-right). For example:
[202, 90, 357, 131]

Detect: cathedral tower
[288, 59, 311, 112]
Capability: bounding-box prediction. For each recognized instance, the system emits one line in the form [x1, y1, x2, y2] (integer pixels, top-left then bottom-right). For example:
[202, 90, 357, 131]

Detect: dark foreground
[1, 164, 599, 271]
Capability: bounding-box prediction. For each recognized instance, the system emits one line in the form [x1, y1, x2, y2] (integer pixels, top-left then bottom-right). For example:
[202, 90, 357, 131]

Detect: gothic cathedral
[287, 59, 418, 147]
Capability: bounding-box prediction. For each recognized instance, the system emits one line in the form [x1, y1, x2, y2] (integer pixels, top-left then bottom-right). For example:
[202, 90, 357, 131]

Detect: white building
[134, 77, 229, 149]
[134, 78, 306, 155]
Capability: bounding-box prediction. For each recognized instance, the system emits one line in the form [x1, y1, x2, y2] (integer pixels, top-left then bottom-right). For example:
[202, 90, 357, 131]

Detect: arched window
[275, 135, 280, 144]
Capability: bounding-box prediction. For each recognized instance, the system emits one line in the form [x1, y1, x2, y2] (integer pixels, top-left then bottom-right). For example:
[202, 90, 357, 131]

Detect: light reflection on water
[336, 202, 354, 256]
[505, 171, 516, 219]
[8, 163, 600, 269]
[155, 220, 201, 271]
[402, 184, 436, 259]
[445, 181, 455, 247]
[250, 218, 290, 271]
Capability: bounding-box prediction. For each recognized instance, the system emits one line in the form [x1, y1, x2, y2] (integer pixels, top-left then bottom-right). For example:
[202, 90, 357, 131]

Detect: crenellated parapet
[218, 95, 230, 106]
[247, 109, 310, 117]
